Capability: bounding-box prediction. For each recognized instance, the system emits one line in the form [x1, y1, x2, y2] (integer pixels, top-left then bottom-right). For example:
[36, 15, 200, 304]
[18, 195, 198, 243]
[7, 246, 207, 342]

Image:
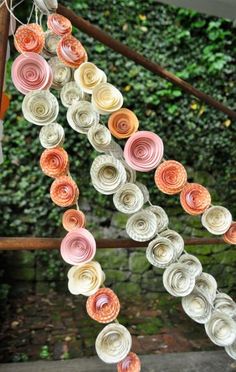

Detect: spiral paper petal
[43, 30, 60, 58]
[154, 160, 187, 195]
[135, 182, 149, 203]
[68, 261, 105, 296]
[179, 254, 202, 277]
[124, 131, 164, 172]
[214, 293, 236, 317]
[60, 81, 85, 108]
[62, 209, 86, 231]
[223, 222, 236, 245]
[205, 311, 236, 347]
[95, 323, 132, 364]
[160, 229, 184, 257]
[180, 183, 211, 215]
[50, 175, 79, 207]
[14, 23, 45, 54]
[201, 206, 232, 235]
[90, 155, 127, 195]
[163, 262, 195, 297]
[86, 287, 120, 323]
[108, 108, 139, 139]
[87, 124, 112, 153]
[120, 160, 136, 184]
[22, 90, 59, 126]
[146, 237, 178, 268]
[117, 352, 141, 372]
[48, 56, 72, 90]
[92, 83, 123, 115]
[146, 206, 169, 233]
[39, 122, 65, 149]
[182, 289, 212, 324]
[40, 147, 68, 178]
[57, 35, 87, 68]
[60, 228, 96, 265]
[107, 141, 123, 159]
[195, 272, 217, 303]
[67, 101, 99, 134]
[74, 62, 107, 94]
[47, 13, 72, 36]
[126, 209, 157, 242]
[113, 183, 144, 214]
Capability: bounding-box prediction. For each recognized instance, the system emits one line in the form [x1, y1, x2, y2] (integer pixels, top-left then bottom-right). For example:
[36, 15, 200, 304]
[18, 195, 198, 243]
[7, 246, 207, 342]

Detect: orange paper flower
[86, 287, 120, 323]
[57, 35, 87, 68]
[40, 147, 69, 178]
[14, 23, 45, 54]
[154, 160, 187, 195]
[117, 352, 141, 372]
[108, 108, 139, 139]
[223, 222, 236, 245]
[180, 183, 211, 215]
[47, 13, 72, 36]
[50, 176, 79, 207]
[62, 209, 86, 231]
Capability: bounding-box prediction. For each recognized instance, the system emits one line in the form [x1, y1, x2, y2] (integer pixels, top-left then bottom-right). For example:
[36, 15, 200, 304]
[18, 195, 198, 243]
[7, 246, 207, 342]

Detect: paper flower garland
[39, 122, 65, 149]
[86, 287, 120, 323]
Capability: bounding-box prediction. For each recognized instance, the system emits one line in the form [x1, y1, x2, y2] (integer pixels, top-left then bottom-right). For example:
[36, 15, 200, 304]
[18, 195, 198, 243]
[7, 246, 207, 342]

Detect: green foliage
[0, 0, 235, 238]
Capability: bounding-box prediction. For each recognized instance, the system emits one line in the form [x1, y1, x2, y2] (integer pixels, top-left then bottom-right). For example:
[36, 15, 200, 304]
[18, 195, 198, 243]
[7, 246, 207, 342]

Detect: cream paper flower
[205, 311, 236, 347]
[113, 183, 144, 214]
[43, 30, 60, 58]
[201, 206, 232, 235]
[225, 339, 236, 360]
[48, 56, 72, 90]
[39, 122, 64, 148]
[87, 124, 112, 153]
[22, 90, 59, 125]
[95, 323, 132, 364]
[107, 141, 123, 159]
[214, 293, 236, 317]
[60, 81, 85, 108]
[195, 272, 217, 303]
[179, 254, 202, 277]
[163, 262, 195, 297]
[160, 229, 184, 257]
[67, 101, 99, 134]
[90, 155, 127, 195]
[126, 209, 157, 242]
[182, 289, 212, 324]
[146, 205, 169, 233]
[92, 82, 123, 115]
[74, 62, 107, 94]
[120, 160, 136, 184]
[135, 182, 149, 203]
[146, 237, 178, 268]
[67, 261, 105, 296]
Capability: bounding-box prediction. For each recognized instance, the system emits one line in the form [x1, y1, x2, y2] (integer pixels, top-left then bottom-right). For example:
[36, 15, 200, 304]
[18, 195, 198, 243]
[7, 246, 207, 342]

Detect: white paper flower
[67, 261, 105, 296]
[160, 229, 184, 257]
[195, 272, 217, 303]
[182, 289, 212, 324]
[205, 311, 236, 347]
[179, 254, 202, 277]
[126, 209, 157, 242]
[87, 124, 112, 153]
[106, 141, 123, 159]
[43, 30, 60, 58]
[74, 62, 107, 94]
[60, 81, 85, 108]
[214, 293, 236, 317]
[48, 56, 72, 90]
[39, 122, 64, 148]
[120, 160, 136, 184]
[90, 155, 127, 195]
[163, 262, 195, 297]
[92, 82, 123, 115]
[135, 182, 149, 203]
[113, 183, 144, 214]
[146, 206, 169, 233]
[95, 323, 132, 364]
[146, 237, 178, 268]
[201, 206, 232, 235]
[67, 101, 99, 134]
[225, 339, 236, 360]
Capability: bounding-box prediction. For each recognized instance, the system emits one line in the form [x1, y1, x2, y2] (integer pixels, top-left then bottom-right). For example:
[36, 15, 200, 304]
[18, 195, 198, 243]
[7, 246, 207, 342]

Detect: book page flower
[74, 62, 107, 94]
[60, 228, 96, 265]
[47, 13, 72, 36]
[62, 209, 86, 231]
[180, 183, 211, 215]
[86, 287, 120, 323]
[154, 160, 187, 195]
[43, 30, 60, 58]
[108, 108, 139, 139]
[67, 101, 99, 134]
[60, 81, 85, 108]
[182, 289, 212, 324]
[117, 352, 141, 372]
[146, 205, 169, 233]
[146, 237, 178, 268]
[57, 35, 87, 68]
[39, 122, 65, 149]
[223, 222, 236, 245]
[120, 160, 136, 184]
[14, 23, 45, 54]
[124, 131, 164, 172]
[92, 83, 123, 115]
[163, 262, 195, 297]
[225, 340, 236, 360]
[113, 183, 144, 214]
[48, 56, 72, 90]
[205, 311, 236, 347]
[126, 209, 157, 242]
[50, 176, 79, 207]
[214, 293, 236, 317]
[160, 229, 184, 257]
[179, 254, 202, 277]
[40, 147, 68, 178]
[195, 272, 217, 303]
[201, 206, 232, 235]
[87, 124, 112, 153]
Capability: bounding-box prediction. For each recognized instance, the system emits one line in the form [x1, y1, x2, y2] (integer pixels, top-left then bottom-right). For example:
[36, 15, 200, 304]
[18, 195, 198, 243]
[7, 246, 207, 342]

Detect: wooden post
[58, 4, 236, 120]
[0, 0, 10, 108]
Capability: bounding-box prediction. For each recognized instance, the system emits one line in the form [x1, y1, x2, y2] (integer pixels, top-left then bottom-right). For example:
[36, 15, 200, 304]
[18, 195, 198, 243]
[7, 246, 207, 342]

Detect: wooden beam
[57, 4, 236, 120]
[0, 0, 10, 108]
[0, 237, 225, 251]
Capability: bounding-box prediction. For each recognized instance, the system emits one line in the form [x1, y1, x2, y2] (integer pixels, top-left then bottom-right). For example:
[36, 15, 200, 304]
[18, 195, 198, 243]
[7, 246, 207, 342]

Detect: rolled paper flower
[205, 311, 236, 347]
[87, 124, 112, 153]
[39, 122, 64, 149]
[68, 261, 105, 296]
[126, 210, 157, 242]
[34, 0, 58, 14]
[214, 293, 236, 317]
[67, 101, 99, 134]
[225, 340, 236, 360]
[62, 209, 86, 231]
[107, 141, 123, 159]
[47, 13, 72, 36]
[154, 160, 187, 195]
[135, 182, 149, 203]
[86, 287, 120, 323]
[120, 160, 136, 184]
[124, 131, 164, 172]
[14, 23, 45, 54]
[113, 183, 144, 214]
[160, 229, 184, 257]
[95, 323, 132, 364]
[182, 290, 212, 324]
[22, 90, 59, 125]
[43, 30, 61, 58]
[146, 237, 178, 269]
[163, 262, 195, 297]
[223, 222, 236, 245]
[92, 83, 123, 115]
[201, 206, 232, 235]
[60, 81, 84, 108]
[108, 108, 139, 139]
[178, 254, 202, 277]
[60, 228, 96, 265]
[146, 205, 169, 233]
[40, 147, 68, 178]
[117, 352, 141, 372]
[90, 155, 127, 195]
[195, 272, 217, 303]
[48, 56, 72, 90]
[57, 35, 88, 68]
[12, 52, 53, 95]
[180, 183, 211, 215]
[74, 62, 107, 94]
[50, 176, 79, 207]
